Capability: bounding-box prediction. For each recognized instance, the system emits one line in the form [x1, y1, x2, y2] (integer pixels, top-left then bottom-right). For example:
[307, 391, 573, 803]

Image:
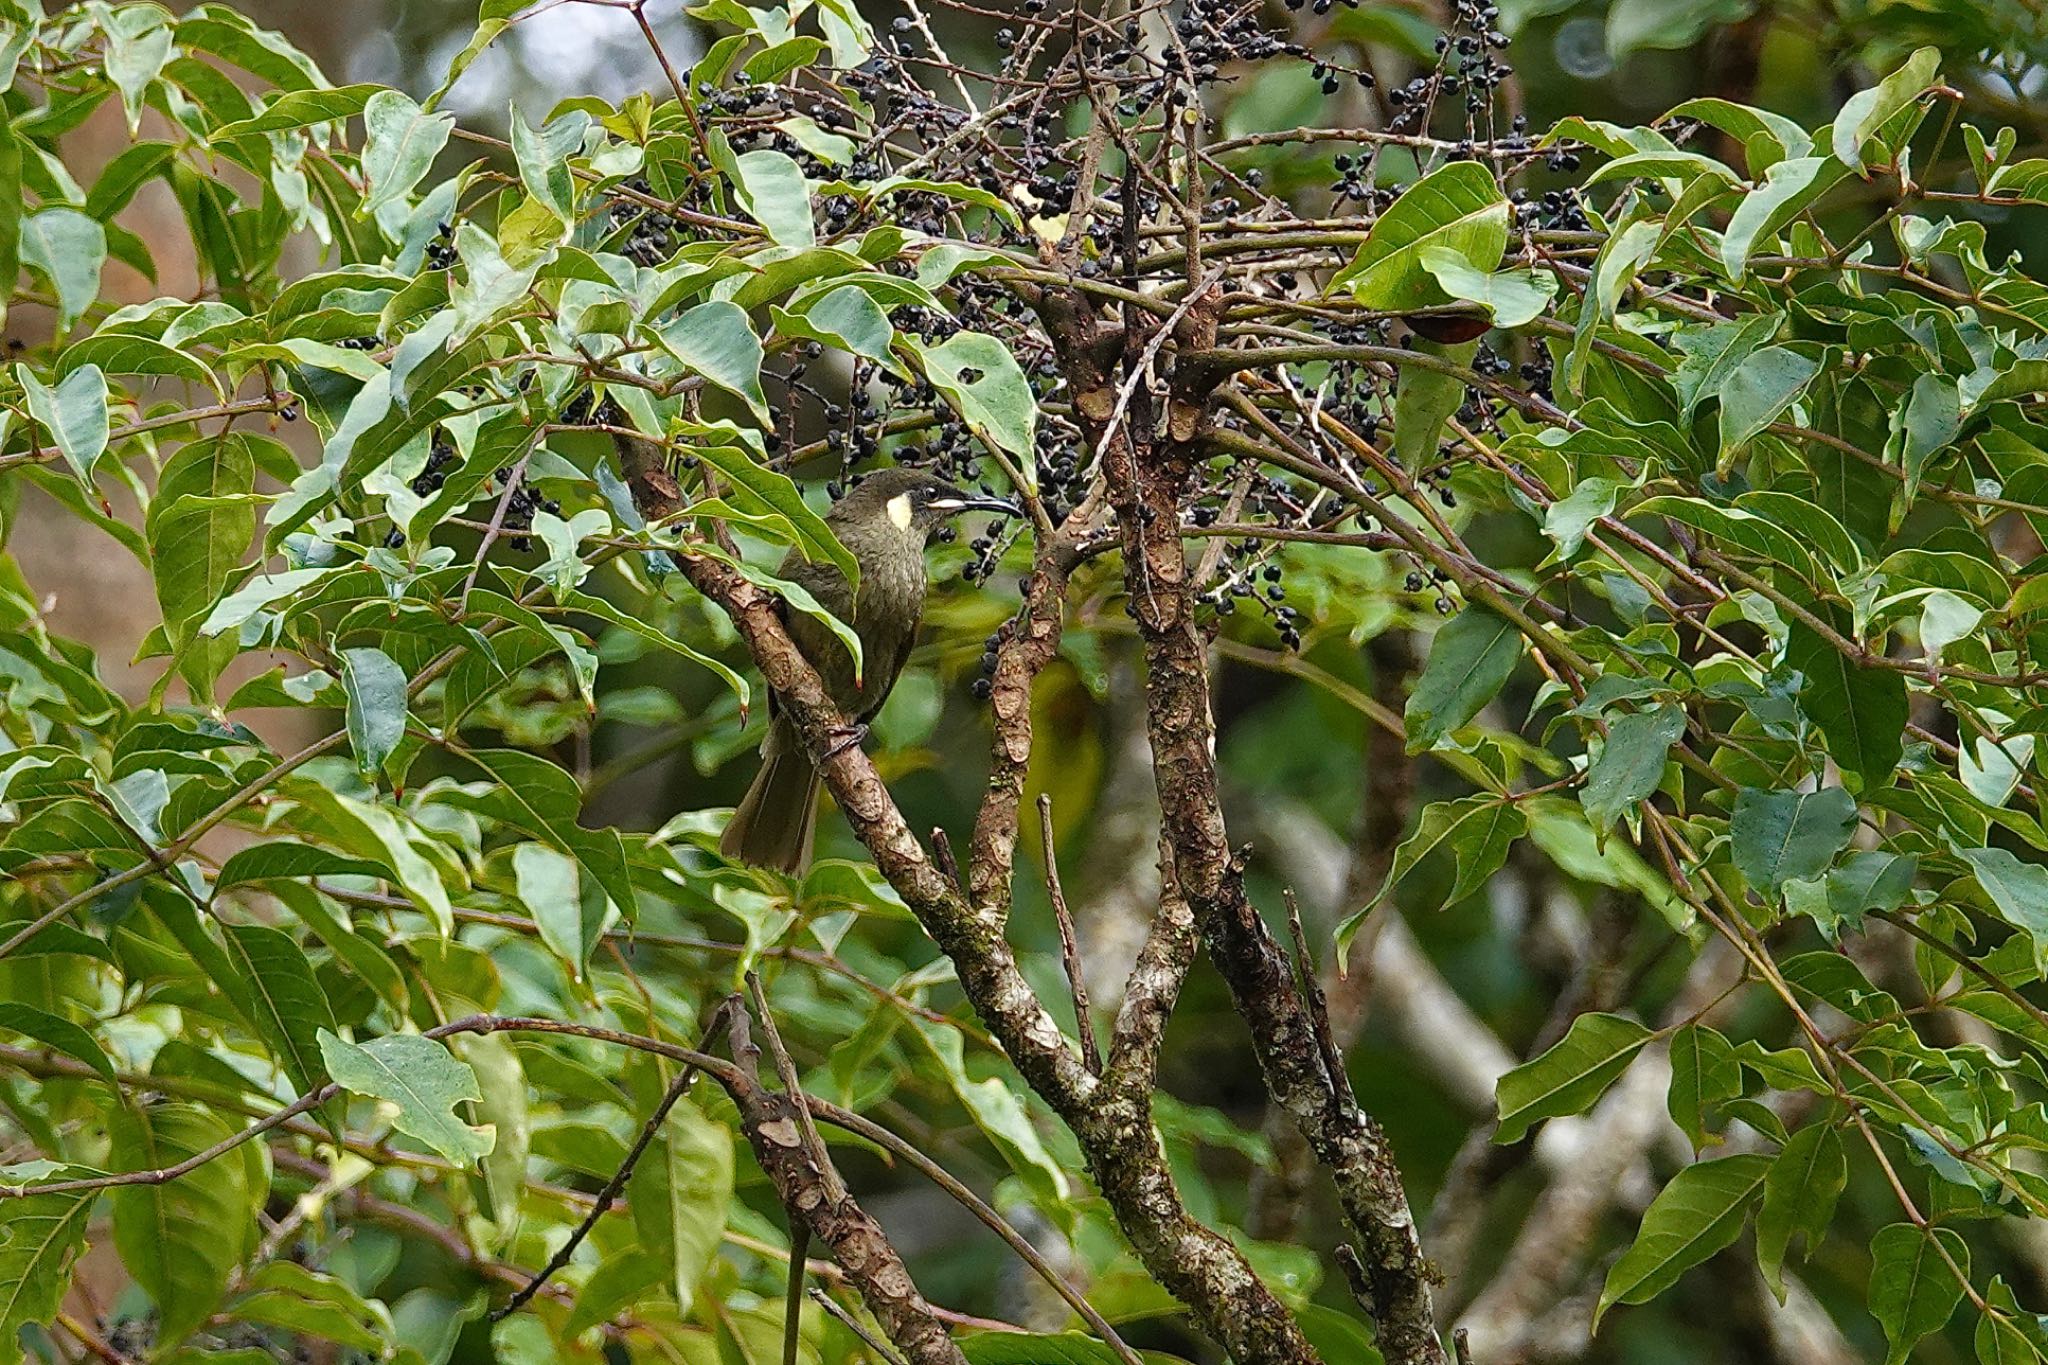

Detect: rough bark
[616, 432, 1328, 1365]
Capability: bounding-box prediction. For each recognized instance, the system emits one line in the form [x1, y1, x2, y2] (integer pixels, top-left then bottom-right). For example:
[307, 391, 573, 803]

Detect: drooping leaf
[110, 1102, 262, 1343]
[339, 647, 408, 781]
[1405, 607, 1522, 753]
[1786, 619, 1907, 789]
[1581, 704, 1685, 835]
[18, 364, 110, 486]
[1495, 1012, 1652, 1145]
[627, 1097, 734, 1313]
[730, 147, 816, 247]
[1756, 1123, 1845, 1301]
[1338, 794, 1525, 963]
[1963, 847, 2048, 975]
[1596, 1155, 1772, 1325]
[219, 924, 336, 1100]
[1666, 1023, 1739, 1150]
[1833, 48, 1940, 175]
[358, 90, 456, 219]
[1869, 1223, 1969, 1365]
[0, 1183, 96, 1362]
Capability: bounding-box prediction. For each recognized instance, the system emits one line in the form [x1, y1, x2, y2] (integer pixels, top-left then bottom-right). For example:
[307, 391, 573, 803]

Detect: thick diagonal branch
[1075, 293, 1447, 1364]
[616, 433, 1326, 1365]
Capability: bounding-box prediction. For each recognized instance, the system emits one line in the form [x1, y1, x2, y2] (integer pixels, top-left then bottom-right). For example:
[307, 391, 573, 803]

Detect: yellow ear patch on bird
[887, 493, 913, 529]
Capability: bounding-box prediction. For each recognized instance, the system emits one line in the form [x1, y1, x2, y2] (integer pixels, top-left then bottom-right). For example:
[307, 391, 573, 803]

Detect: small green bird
[722, 465, 1020, 873]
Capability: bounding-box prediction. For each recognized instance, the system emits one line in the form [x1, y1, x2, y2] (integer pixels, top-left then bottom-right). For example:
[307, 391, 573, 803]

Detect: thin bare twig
[1039, 794, 1100, 1075]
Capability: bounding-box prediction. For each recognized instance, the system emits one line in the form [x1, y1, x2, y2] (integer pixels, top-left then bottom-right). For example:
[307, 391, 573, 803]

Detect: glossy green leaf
[1870, 1223, 1968, 1365]
[627, 1097, 733, 1313]
[1405, 607, 1522, 753]
[339, 646, 407, 780]
[1581, 703, 1684, 835]
[18, 363, 109, 485]
[1730, 786, 1859, 898]
[110, 1102, 261, 1342]
[1756, 1123, 1845, 1301]
[1596, 1155, 1772, 1325]
[1495, 1012, 1651, 1144]
[1335, 161, 1510, 311]
[1786, 620, 1907, 789]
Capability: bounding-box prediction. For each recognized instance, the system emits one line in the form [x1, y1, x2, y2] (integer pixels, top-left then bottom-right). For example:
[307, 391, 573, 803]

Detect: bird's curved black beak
[930, 492, 1022, 518]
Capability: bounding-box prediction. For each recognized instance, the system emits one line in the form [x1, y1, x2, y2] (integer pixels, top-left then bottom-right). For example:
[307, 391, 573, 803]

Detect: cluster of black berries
[424, 220, 458, 271]
[1524, 188, 1591, 232]
[1330, 157, 1396, 210]
[608, 177, 687, 266]
[409, 433, 459, 498]
[492, 466, 561, 552]
[970, 623, 1014, 701]
[1310, 60, 1375, 97]
[336, 333, 381, 352]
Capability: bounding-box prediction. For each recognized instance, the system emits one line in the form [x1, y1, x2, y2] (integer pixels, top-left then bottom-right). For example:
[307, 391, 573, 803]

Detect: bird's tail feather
[720, 724, 820, 875]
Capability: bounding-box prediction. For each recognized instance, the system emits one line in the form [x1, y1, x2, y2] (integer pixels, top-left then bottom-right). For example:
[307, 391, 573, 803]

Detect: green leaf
[20, 209, 107, 334]
[1405, 607, 1522, 753]
[1786, 620, 1907, 789]
[318, 1031, 495, 1166]
[458, 1032, 528, 1245]
[773, 282, 896, 366]
[959, 1334, 1164, 1365]
[1833, 47, 1940, 174]
[219, 924, 336, 1099]
[513, 842, 607, 981]
[358, 89, 455, 220]
[462, 748, 639, 922]
[228, 1263, 388, 1352]
[730, 147, 815, 247]
[0, 1182, 94, 1362]
[1596, 1155, 1771, 1325]
[691, 445, 857, 587]
[654, 300, 768, 421]
[1393, 336, 1479, 466]
[1495, 1012, 1651, 1145]
[1730, 787, 1858, 898]
[1666, 1023, 1739, 1150]
[510, 108, 584, 226]
[1722, 157, 1847, 280]
[110, 1102, 261, 1342]
[0, 1004, 114, 1080]
[339, 646, 407, 780]
[1870, 1223, 1968, 1365]
[18, 363, 109, 485]
[284, 784, 455, 935]
[905, 329, 1039, 483]
[210, 83, 382, 139]
[555, 586, 750, 714]
[1418, 247, 1557, 327]
[564, 1247, 664, 1336]
[1963, 847, 2048, 975]
[1717, 345, 1817, 454]
[1338, 795, 1526, 964]
[1334, 161, 1510, 312]
[1581, 704, 1684, 835]
[627, 1097, 733, 1313]
[214, 841, 387, 887]
[97, 1, 174, 132]
[1756, 1123, 1844, 1301]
